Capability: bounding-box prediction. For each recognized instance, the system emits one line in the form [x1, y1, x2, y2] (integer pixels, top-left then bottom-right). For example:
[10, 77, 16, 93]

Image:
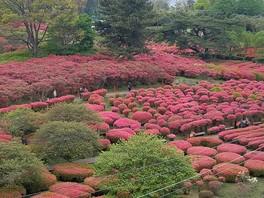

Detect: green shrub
[233, 92, 243, 98]
[0, 142, 45, 190]
[95, 134, 196, 197]
[46, 103, 101, 123]
[199, 190, 214, 198]
[2, 108, 46, 137]
[253, 72, 264, 81]
[30, 121, 100, 164]
[210, 86, 222, 92]
[248, 94, 258, 100]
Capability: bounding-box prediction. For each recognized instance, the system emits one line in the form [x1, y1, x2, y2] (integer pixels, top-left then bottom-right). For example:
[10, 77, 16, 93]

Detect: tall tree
[97, 0, 154, 58]
[0, 0, 78, 55]
[86, 0, 100, 20]
[161, 12, 241, 58]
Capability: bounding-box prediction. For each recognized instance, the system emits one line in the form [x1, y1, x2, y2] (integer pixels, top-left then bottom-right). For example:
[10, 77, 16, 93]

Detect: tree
[30, 121, 100, 164]
[46, 103, 101, 123]
[86, 0, 100, 20]
[161, 12, 240, 58]
[210, 0, 264, 17]
[95, 134, 196, 197]
[46, 13, 95, 55]
[97, 0, 154, 58]
[0, 142, 45, 188]
[194, 0, 212, 10]
[0, 0, 79, 55]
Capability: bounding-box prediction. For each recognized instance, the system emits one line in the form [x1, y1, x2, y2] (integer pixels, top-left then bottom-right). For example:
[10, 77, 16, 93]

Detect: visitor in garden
[79, 86, 85, 98]
[239, 116, 250, 128]
[128, 82, 132, 92]
[53, 89, 57, 98]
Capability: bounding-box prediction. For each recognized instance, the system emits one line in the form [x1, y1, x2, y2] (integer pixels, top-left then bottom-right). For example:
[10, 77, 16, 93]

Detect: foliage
[0, 49, 34, 64]
[46, 103, 101, 123]
[30, 121, 100, 164]
[1, 108, 46, 137]
[0, 0, 79, 55]
[95, 134, 196, 196]
[97, 0, 154, 58]
[52, 163, 94, 182]
[0, 142, 45, 189]
[46, 14, 95, 55]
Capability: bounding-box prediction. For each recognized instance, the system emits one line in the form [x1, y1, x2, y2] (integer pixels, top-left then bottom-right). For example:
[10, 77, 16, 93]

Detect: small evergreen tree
[97, 0, 154, 58]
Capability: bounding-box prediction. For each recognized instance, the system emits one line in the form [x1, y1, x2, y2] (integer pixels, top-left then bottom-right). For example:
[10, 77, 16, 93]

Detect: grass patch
[217, 177, 264, 198]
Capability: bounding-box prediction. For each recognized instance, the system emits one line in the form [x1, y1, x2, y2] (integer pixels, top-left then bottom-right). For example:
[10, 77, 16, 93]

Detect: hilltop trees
[97, 0, 154, 58]
[0, 0, 83, 55]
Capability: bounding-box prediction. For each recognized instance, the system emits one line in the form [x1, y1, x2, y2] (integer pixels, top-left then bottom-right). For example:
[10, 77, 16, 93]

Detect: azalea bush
[95, 134, 196, 197]
[30, 121, 100, 164]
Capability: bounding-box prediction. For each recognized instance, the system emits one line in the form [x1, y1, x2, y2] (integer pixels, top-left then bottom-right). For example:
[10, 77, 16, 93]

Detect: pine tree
[97, 0, 154, 58]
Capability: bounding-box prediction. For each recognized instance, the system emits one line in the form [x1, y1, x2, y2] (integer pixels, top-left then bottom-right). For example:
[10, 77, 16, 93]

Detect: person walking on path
[128, 82, 132, 92]
[53, 89, 57, 98]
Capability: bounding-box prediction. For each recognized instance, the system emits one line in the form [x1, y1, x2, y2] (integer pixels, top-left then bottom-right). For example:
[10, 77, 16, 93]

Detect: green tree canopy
[0, 0, 79, 55]
[30, 121, 100, 164]
[96, 0, 154, 58]
[95, 134, 196, 197]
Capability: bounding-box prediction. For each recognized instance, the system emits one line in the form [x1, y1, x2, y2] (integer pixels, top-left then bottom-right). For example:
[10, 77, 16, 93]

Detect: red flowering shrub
[106, 128, 134, 142]
[187, 137, 223, 148]
[81, 92, 91, 101]
[244, 151, 264, 161]
[199, 168, 213, 176]
[160, 127, 170, 135]
[244, 159, 264, 176]
[52, 163, 94, 182]
[131, 111, 152, 124]
[145, 129, 160, 135]
[0, 186, 26, 198]
[92, 89, 107, 97]
[191, 155, 217, 172]
[32, 192, 69, 198]
[217, 143, 247, 155]
[113, 118, 141, 130]
[215, 152, 245, 164]
[85, 104, 105, 112]
[49, 182, 94, 198]
[167, 140, 192, 152]
[46, 95, 75, 105]
[95, 122, 110, 132]
[187, 146, 217, 157]
[98, 139, 111, 150]
[207, 126, 220, 134]
[213, 163, 249, 182]
[84, 176, 110, 190]
[144, 123, 161, 131]
[30, 102, 48, 111]
[98, 111, 120, 125]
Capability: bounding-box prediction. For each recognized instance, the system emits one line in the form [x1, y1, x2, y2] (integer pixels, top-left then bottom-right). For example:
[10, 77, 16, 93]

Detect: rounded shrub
[217, 143, 247, 155]
[46, 103, 101, 123]
[199, 190, 214, 198]
[244, 159, 264, 177]
[131, 111, 152, 125]
[187, 146, 218, 157]
[208, 181, 223, 195]
[215, 152, 245, 164]
[49, 182, 94, 197]
[52, 163, 94, 182]
[187, 137, 223, 148]
[213, 163, 249, 182]
[32, 192, 69, 198]
[0, 142, 48, 192]
[30, 121, 100, 164]
[95, 134, 196, 197]
[0, 186, 26, 198]
[191, 155, 217, 172]
[167, 140, 192, 152]
[2, 108, 46, 137]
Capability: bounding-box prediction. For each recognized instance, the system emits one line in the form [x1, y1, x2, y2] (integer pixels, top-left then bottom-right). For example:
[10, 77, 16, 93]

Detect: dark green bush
[46, 103, 101, 123]
[2, 108, 46, 137]
[30, 121, 100, 164]
[0, 142, 45, 189]
[248, 94, 258, 100]
[95, 134, 196, 197]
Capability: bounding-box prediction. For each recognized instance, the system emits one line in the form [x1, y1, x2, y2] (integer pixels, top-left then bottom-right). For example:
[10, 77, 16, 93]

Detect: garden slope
[0, 47, 263, 107]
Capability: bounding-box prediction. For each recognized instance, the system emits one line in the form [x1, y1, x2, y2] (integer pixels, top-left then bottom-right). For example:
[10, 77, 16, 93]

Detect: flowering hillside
[0, 44, 263, 107]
